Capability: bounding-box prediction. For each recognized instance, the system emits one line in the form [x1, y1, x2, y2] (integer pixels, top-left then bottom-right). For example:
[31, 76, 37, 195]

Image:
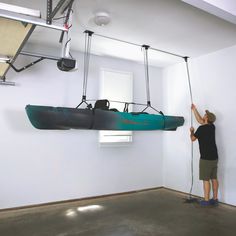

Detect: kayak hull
[25, 105, 184, 131]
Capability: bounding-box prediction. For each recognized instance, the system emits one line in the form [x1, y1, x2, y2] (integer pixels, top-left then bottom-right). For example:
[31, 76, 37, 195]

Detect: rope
[82, 32, 92, 99]
[94, 33, 141, 48]
[142, 45, 151, 105]
[83, 33, 88, 97]
[184, 57, 195, 200]
[185, 58, 193, 105]
[93, 32, 184, 59]
[79, 30, 181, 118]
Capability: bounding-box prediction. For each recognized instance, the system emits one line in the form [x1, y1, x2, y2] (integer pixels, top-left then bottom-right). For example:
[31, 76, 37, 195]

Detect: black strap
[124, 103, 129, 112]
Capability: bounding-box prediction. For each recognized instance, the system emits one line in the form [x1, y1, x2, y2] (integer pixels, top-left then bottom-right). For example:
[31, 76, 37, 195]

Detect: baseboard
[1, 186, 235, 212]
[0, 186, 164, 212]
[163, 187, 201, 199]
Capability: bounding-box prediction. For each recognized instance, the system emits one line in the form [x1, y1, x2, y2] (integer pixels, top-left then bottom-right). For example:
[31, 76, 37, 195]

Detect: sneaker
[209, 198, 218, 206]
[200, 200, 210, 206]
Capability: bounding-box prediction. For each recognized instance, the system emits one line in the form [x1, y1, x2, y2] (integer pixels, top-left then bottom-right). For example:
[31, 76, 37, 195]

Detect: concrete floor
[0, 188, 235, 236]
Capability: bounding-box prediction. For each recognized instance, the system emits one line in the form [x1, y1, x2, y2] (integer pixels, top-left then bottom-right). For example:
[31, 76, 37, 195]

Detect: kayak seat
[94, 99, 110, 110]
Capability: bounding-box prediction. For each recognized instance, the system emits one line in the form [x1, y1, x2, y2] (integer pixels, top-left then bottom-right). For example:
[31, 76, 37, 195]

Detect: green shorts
[199, 159, 218, 181]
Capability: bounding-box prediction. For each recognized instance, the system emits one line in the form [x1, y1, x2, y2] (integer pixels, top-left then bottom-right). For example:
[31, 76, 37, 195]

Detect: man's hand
[191, 104, 196, 110]
[190, 126, 197, 141]
[190, 127, 195, 132]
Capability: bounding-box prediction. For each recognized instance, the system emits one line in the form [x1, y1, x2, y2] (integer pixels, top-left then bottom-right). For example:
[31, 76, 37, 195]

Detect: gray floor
[0, 188, 236, 236]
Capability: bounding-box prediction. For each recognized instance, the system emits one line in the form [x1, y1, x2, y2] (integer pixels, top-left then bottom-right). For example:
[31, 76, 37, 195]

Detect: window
[99, 68, 133, 144]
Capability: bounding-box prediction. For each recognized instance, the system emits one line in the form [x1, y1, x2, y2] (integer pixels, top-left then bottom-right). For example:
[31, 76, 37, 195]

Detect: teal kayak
[25, 105, 184, 131]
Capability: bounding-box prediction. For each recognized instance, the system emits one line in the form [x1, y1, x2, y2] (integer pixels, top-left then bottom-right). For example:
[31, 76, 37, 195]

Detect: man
[190, 104, 219, 206]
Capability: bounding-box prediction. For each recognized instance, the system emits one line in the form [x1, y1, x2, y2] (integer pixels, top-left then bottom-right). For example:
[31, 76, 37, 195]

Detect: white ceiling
[183, 0, 236, 24]
[2, 0, 236, 67]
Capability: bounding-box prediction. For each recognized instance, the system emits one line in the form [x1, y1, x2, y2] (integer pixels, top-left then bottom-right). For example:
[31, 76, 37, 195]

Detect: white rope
[185, 58, 195, 198]
[142, 46, 151, 105]
[82, 32, 92, 98]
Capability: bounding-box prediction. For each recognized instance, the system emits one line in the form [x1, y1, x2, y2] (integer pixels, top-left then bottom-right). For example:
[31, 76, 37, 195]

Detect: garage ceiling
[1, 0, 236, 67]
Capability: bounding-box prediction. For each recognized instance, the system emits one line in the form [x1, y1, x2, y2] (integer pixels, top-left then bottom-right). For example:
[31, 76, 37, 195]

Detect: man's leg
[211, 179, 219, 200]
[203, 180, 210, 201]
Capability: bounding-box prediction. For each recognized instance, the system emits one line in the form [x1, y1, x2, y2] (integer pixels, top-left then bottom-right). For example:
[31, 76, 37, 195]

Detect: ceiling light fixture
[94, 12, 110, 26]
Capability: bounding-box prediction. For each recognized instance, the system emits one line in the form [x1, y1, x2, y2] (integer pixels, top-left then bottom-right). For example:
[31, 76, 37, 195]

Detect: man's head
[204, 110, 216, 123]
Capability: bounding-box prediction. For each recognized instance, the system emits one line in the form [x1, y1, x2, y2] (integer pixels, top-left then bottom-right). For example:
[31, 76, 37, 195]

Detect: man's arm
[190, 127, 197, 142]
[191, 104, 204, 124]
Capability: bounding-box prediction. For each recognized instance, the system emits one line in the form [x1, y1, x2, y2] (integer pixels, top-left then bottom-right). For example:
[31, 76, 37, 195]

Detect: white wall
[163, 45, 236, 206]
[0, 51, 163, 209]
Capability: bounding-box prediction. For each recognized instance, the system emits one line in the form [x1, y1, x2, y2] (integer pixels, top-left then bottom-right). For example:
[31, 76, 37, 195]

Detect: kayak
[25, 105, 184, 131]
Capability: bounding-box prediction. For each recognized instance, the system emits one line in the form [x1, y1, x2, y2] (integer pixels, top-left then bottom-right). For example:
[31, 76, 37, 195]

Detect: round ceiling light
[94, 12, 110, 26]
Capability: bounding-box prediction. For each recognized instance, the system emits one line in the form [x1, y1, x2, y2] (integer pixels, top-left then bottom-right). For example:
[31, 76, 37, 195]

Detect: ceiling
[1, 0, 236, 67]
[183, 0, 236, 24]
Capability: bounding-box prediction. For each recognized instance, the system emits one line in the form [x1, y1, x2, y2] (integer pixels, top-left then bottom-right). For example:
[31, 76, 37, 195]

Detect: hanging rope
[184, 57, 196, 202]
[76, 30, 181, 116]
[83, 30, 93, 100]
[76, 31, 93, 108]
[142, 45, 151, 106]
[184, 57, 193, 126]
[140, 45, 163, 115]
[93, 32, 184, 59]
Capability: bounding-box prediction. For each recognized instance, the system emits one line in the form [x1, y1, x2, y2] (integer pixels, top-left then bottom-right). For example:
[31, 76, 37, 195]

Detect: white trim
[0, 9, 67, 32]
[0, 55, 11, 63]
[0, 3, 41, 18]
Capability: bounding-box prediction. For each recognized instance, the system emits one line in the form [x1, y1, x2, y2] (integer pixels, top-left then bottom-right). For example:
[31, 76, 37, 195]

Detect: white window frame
[99, 68, 133, 146]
